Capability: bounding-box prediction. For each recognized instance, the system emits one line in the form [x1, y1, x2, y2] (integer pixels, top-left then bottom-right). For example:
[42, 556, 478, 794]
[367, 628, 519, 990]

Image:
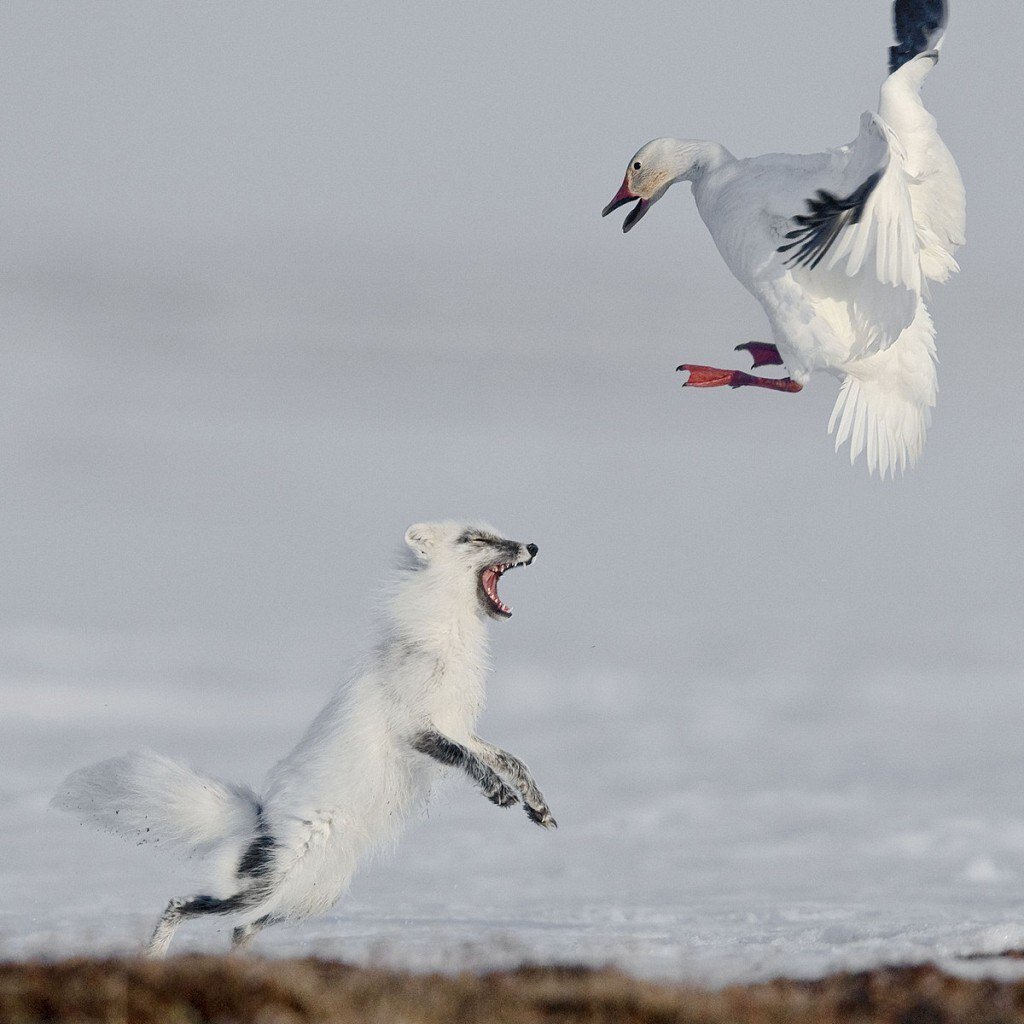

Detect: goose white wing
[776, 112, 921, 357]
[879, 52, 965, 283]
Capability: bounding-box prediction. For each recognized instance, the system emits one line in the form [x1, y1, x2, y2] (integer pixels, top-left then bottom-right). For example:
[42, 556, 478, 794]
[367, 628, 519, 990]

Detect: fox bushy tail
[52, 749, 261, 853]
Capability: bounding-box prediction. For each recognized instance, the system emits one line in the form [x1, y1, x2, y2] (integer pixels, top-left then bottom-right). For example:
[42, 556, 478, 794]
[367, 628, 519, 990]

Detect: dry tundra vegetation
[4, 957, 1024, 1024]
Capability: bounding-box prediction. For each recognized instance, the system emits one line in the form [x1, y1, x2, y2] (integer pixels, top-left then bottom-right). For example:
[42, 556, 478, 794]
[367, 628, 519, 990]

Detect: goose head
[602, 139, 721, 232]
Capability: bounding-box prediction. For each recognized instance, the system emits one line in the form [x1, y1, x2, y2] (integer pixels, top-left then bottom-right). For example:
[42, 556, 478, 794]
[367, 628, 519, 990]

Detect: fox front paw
[524, 803, 558, 829]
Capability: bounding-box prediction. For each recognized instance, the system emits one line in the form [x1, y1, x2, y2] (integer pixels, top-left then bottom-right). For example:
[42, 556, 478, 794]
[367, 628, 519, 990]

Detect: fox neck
[386, 564, 490, 665]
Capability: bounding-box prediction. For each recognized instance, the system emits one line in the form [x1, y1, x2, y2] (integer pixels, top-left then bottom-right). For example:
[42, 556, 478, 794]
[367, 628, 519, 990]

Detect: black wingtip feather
[777, 170, 884, 270]
[889, 0, 948, 74]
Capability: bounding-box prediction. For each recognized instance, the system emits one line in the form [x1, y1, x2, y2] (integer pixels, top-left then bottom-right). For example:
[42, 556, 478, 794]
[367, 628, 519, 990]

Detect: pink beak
[602, 175, 649, 232]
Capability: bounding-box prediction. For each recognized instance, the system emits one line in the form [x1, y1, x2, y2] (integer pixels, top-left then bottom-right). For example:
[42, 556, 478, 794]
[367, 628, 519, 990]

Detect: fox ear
[404, 523, 438, 560]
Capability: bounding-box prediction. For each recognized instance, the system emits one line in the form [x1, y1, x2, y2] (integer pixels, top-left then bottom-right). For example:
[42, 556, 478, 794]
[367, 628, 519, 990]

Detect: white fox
[53, 521, 555, 956]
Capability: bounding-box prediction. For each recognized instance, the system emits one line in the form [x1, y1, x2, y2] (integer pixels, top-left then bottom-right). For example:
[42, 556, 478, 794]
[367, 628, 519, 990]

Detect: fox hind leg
[231, 914, 279, 952]
[144, 891, 262, 958]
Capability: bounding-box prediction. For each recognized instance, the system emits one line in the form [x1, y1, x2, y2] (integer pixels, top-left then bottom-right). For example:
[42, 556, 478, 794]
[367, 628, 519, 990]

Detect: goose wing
[772, 0, 963, 355]
[775, 112, 921, 356]
[879, 2, 964, 283]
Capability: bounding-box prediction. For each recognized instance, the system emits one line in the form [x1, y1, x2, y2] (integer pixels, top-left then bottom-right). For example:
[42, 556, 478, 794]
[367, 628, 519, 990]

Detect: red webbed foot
[677, 364, 740, 388]
[735, 342, 784, 369]
[677, 365, 803, 394]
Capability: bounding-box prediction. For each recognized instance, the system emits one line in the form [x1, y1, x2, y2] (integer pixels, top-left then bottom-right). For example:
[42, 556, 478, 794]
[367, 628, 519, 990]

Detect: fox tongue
[481, 566, 511, 615]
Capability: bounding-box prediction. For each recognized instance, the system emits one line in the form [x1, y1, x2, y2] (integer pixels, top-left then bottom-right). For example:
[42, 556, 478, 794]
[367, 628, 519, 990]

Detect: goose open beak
[602, 178, 649, 233]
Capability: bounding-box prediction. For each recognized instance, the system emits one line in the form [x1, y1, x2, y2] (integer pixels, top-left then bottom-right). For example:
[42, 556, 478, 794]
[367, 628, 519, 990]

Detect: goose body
[604, 0, 965, 477]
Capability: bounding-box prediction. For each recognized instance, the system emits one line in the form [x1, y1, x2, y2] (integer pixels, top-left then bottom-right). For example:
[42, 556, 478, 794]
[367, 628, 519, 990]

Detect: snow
[4, 655, 1024, 984]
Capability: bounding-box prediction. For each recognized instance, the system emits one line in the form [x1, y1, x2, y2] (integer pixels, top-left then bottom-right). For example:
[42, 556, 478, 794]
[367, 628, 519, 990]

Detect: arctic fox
[53, 521, 555, 957]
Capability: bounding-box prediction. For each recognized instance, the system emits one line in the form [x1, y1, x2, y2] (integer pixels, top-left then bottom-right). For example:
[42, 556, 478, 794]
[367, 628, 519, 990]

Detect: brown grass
[2, 956, 1024, 1024]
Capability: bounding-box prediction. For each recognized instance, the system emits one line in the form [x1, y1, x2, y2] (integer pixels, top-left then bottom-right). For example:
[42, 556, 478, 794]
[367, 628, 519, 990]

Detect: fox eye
[633, 162, 641, 170]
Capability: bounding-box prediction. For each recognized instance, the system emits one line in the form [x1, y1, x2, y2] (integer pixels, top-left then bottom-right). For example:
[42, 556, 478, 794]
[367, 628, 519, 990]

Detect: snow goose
[603, 0, 965, 477]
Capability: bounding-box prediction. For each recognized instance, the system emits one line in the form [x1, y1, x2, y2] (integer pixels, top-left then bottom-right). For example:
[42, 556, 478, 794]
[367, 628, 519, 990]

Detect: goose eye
[633, 162, 641, 170]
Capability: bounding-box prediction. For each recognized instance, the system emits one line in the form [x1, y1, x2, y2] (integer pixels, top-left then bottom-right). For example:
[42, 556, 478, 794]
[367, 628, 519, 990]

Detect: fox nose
[526, 543, 539, 558]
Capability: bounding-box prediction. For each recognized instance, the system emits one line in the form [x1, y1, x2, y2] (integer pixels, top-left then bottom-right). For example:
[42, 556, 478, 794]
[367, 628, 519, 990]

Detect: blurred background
[1, 1, 1022, 979]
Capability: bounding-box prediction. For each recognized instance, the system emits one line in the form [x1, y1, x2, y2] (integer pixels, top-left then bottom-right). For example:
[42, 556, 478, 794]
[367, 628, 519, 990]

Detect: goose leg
[735, 342, 784, 368]
[678, 364, 803, 393]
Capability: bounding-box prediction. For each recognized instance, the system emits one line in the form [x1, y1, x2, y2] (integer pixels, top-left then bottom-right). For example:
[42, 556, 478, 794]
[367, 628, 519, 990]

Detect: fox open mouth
[479, 562, 522, 618]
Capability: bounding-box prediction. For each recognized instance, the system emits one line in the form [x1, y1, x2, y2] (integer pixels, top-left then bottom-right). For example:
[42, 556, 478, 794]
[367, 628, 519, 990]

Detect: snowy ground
[5, 651, 1024, 984]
